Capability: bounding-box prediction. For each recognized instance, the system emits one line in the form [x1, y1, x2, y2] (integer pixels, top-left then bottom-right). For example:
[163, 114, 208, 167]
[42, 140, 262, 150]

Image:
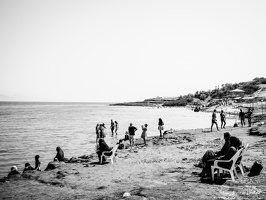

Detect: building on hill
[230, 89, 245, 98]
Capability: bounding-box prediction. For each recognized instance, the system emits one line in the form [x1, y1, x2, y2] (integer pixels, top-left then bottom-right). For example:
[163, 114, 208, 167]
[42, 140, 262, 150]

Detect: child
[35, 155, 41, 171]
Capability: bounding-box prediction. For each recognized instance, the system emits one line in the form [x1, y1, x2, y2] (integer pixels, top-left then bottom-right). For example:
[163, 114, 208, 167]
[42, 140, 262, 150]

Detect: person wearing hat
[8, 166, 20, 177]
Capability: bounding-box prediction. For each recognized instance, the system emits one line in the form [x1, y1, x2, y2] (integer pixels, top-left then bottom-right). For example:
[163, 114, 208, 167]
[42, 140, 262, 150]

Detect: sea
[0, 101, 237, 178]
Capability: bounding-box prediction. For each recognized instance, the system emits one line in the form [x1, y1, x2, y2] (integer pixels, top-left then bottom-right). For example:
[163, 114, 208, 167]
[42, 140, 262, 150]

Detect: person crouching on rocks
[23, 162, 35, 173]
[54, 146, 66, 162]
[8, 166, 20, 177]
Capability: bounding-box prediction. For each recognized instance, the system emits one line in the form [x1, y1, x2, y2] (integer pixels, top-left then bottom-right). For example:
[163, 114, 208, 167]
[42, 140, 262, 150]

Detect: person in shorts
[211, 109, 219, 131]
[128, 123, 137, 147]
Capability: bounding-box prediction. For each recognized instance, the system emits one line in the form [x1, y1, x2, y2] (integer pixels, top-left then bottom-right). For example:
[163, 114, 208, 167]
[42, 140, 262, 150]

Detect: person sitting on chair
[195, 132, 231, 170]
[202, 136, 242, 178]
[96, 138, 113, 163]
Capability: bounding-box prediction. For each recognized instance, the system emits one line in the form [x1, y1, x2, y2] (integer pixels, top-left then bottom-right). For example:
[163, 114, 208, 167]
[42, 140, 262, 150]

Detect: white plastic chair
[211, 147, 244, 182]
[100, 144, 119, 164]
[235, 144, 249, 176]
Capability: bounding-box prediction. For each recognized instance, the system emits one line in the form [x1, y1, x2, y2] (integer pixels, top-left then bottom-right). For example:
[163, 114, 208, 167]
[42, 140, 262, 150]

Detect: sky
[0, 0, 266, 102]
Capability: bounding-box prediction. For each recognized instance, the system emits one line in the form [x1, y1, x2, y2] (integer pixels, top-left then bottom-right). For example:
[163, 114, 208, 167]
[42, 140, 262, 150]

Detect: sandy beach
[1, 115, 266, 200]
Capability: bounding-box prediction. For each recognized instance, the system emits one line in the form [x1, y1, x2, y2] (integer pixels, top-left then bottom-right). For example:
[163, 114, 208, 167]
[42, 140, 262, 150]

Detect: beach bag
[125, 134, 129, 141]
[118, 143, 124, 149]
[248, 160, 263, 176]
[233, 121, 238, 127]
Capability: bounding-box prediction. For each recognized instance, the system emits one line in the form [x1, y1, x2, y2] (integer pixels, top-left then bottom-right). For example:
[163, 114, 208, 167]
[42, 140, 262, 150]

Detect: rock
[78, 154, 93, 159]
[45, 161, 61, 171]
[123, 192, 131, 197]
[250, 127, 260, 135]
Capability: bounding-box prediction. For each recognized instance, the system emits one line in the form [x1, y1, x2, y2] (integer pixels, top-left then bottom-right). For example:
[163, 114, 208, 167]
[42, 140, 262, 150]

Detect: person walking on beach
[128, 123, 137, 148]
[141, 124, 148, 145]
[211, 109, 219, 131]
[220, 110, 226, 129]
[239, 109, 245, 127]
[158, 118, 164, 138]
[110, 120, 115, 136]
[114, 121, 118, 135]
[246, 108, 253, 127]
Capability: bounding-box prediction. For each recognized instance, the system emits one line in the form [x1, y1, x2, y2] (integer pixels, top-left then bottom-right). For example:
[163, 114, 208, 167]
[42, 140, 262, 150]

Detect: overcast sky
[0, 0, 265, 102]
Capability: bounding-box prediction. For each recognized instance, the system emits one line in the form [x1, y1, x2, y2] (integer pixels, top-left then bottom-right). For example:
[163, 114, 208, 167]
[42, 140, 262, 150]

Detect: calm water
[0, 102, 235, 178]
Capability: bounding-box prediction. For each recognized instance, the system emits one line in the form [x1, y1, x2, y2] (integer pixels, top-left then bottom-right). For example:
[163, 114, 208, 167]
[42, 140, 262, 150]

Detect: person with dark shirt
[239, 109, 246, 127]
[95, 124, 100, 143]
[96, 138, 112, 163]
[23, 162, 35, 173]
[128, 123, 137, 147]
[110, 119, 115, 136]
[202, 135, 242, 177]
[54, 146, 65, 162]
[8, 166, 20, 177]
[196, 132, 231, 170]
[35, 155, 41, 171]
[158, 118, 164, 138]
[220, 110, 226, 129]
[246, 108, 253, 127]
[211, 109, 219, 131]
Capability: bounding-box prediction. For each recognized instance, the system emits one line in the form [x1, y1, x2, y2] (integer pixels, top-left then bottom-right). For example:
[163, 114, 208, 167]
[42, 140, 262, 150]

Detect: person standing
[114, 121, 118, 135]
[220, 110, 226, 129]
[239, 109, 246, 127]
[128, 123, 137, 147]
[211, 109, 219, 131]
[158, 118, 164, 138]
[246, 108, 253, 127]
[99, 123, 106, 139]
[110, 120, 115, 136]
[141, 124, 148, 145]
[95, 124, 100, 143]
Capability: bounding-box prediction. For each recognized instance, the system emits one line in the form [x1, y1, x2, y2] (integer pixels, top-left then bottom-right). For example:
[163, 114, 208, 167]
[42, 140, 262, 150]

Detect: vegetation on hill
[163, 77, 266, 107]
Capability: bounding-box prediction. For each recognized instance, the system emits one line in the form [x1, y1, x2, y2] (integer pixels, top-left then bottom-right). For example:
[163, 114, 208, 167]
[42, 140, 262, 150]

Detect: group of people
[95, 118, 165, 146]
[211, 107, 253, 131]
[8, 155, 41, 177]
[7, 146, 66, 177]
[239, 108, 253, 127]
[94, 118, 165, 162]
[110, 120, 118, 136]
[195, 132, 243, 178]
[211, 109, 226, 131]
